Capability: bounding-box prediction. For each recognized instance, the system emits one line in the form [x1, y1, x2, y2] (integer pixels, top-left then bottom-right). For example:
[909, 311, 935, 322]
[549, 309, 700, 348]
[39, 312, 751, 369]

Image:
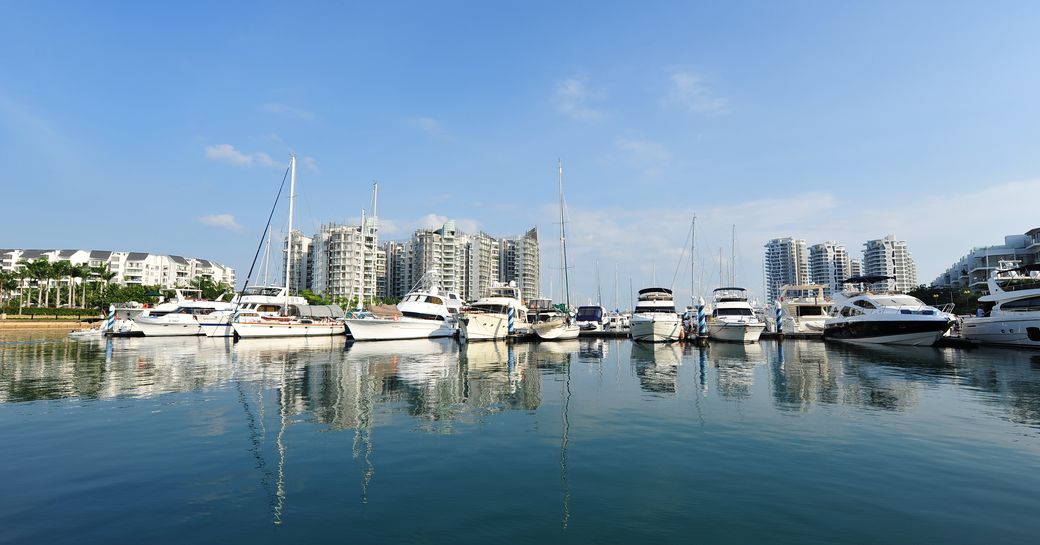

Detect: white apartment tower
[499, 227, 540, 301]
[764, 237, 809, 304]
[283, 230, 313, 293]
[808, 242, 850, 297]
[862, 235, 918, 293]
[306, 218, 380, 304]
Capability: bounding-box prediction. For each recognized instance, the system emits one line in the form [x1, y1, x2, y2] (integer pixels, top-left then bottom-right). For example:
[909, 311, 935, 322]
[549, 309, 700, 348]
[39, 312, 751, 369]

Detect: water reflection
[630, 343, 681, 394]
[5, 335, 1040, 432]
[711, 342, 764, 400]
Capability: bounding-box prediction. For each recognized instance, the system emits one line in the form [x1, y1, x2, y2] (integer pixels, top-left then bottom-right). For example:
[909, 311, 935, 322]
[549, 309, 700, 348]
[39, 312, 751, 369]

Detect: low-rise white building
[0, 248, 235, 288]
[932, 227, 1040, 291]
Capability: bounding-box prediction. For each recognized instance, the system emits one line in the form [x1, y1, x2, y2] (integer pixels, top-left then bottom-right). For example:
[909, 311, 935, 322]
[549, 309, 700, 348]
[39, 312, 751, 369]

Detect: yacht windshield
[715, 308, 753, 317]
[576, 307, 603, 321]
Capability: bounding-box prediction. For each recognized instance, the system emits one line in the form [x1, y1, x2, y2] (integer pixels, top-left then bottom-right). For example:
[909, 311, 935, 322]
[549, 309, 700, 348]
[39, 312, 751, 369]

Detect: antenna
[731, 224, 736, 286]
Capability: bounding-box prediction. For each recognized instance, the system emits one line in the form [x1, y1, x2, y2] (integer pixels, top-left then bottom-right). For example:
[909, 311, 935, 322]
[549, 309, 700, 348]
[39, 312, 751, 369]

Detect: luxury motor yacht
[629, 287, 682, 342]
[344, 280, 461, 341]
[200, 285, 307, 337]
[823, 275, 952, 345]
[459, 281, 530, 341]
[776, 284, 831, 335]
[962, 262, 1040, 347]
[133, 298, 237, 336]
[707, 287, 765, 343]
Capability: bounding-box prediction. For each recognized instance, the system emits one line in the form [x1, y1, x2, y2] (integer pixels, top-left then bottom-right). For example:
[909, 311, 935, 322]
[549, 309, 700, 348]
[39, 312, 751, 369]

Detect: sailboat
[534, 160, 580, 341]
[233, 154, 347, 338]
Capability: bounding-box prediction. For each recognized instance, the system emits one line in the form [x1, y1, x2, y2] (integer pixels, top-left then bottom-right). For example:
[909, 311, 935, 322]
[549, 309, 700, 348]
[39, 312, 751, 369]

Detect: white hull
[709, 322, 765, 343]
[962, 315, 1040, 347]
[629, 317, 682, 343]
[533, 321, 581, 340]
[345, 317, 456, 341]
[827, 330, 945, 346]
[201, 322, 236, 337]
[781, 317, 827, 335]
[133, 319, 203, 337]
[232, 321, 346, 338]
[461, 313, 512, 341]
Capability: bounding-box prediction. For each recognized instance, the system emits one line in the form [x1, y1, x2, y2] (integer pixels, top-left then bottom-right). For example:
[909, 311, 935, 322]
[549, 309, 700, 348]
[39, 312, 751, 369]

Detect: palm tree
[0, 271, 17, 309]
[51, 260, 72, 308]
[75, 264, 91, 308]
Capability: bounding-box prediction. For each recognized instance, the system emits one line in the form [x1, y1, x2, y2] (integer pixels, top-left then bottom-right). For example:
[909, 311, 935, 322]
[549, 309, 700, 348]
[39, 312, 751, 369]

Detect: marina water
[2, 332, 1039, 544]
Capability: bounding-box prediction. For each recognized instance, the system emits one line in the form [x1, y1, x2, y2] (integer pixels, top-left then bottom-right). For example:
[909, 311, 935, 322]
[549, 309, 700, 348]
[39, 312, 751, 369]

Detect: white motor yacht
[200, 285, 307, 337]
[962, 262, 1040, 347]
[708, 287, 766, 343]
[344, 281, 461, 341]
[460, 281, 529, 341]
[823, 275, 952, 346]
[629, 287, 682, 343]
[777, 284, 831, 335]
[133, 299, 237, 337]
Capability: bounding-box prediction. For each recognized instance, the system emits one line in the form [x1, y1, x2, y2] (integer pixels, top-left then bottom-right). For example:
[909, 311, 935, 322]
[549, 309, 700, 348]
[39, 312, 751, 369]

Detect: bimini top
[638, 287, 674, 302]
[288, 304, 345, 319]
[713, 287, 749, 302]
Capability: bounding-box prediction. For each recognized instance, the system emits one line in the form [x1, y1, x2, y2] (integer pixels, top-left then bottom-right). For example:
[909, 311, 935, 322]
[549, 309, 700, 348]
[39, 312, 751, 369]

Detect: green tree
[188, 277, 233, 300]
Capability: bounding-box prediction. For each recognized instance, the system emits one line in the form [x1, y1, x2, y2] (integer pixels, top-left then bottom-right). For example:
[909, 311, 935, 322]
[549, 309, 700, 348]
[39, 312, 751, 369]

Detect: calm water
[2, 332, 1039, 544]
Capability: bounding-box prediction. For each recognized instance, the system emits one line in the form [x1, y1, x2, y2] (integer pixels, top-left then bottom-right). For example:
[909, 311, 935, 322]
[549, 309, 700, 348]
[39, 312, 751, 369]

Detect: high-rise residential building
[849, 258, 862, 279]
[763, 237, 809, 304]
[283, 230, 313, 293]
[808, 242, 850, 296]
[0, 249, 235, 288]
[305, 218, 380, 303]
[378, 224, 538, 302]
[499, 227, 540, 301]
[459, 231, 500, 303]
[932, 227, 1040, 290]
[862, 235, 918, 293]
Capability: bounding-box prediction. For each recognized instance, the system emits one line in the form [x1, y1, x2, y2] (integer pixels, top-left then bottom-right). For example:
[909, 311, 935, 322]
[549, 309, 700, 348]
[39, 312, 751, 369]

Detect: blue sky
[2, 1, 1039, 305]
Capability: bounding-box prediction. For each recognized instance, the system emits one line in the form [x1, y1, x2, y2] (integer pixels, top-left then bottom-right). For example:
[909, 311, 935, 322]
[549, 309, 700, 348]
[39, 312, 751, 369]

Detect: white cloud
[198, 214, 244, 232]
[614, 137, 673, 177]
[301, 155, 319, 172]
[259, 103, 316, 121]
[204, 144, 280, 168]
[552, 76, 605, 121]
[407, 117, 452, 140]
[532, 178, 1040, 306]
[663, 69, 730, 115]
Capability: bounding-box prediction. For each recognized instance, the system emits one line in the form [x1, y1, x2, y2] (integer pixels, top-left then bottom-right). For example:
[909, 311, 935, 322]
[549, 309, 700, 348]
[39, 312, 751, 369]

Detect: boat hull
[630, 316, 682, 343]
[460, 313, 512, 341]
[961, 315, 1040, 347]
[824, 319, 951, 346]
[232, 321, 346, 338]
[344, 317, 456, 341]
[133, 317, 203, 337]
[709, 322, 765, 343]
[533, 321, 581, 340]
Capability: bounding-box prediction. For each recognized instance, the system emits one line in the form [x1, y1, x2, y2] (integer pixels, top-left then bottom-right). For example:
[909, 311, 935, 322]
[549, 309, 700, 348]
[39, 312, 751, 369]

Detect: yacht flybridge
[460, 281, 529, 341]
[962, 262, 1040, 347]
[629, 287, 682, 342]
[707, 287, 765, 343]
[776, 284, 831, 335]
[823, 275, 952, 346]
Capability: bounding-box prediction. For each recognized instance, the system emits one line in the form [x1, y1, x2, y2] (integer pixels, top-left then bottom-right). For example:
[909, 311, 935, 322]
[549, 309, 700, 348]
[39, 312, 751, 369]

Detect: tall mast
[731, 224, 736, 286]
[558, 159, 571, 310]
[613, 263, 618, 311]
[596, 261, 602, 307]
[690, 215, 696, 302]
[263, 225, 272, 286]
[359, 208, 366, 309]
[285, 154, 296, 310]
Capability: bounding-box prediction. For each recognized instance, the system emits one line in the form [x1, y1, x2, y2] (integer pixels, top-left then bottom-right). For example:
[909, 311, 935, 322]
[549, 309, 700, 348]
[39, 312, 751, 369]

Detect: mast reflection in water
[3, 332, 1040, 544]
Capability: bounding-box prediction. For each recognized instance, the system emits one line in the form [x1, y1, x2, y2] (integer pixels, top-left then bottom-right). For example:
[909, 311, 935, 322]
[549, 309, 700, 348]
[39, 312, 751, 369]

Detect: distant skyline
[3, 1, 1039, 305]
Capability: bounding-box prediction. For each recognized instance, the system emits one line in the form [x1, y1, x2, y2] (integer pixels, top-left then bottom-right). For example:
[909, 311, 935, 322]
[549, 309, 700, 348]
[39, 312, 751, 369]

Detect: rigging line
[234, 163, 291, 308]
[669, 218, 694, 292]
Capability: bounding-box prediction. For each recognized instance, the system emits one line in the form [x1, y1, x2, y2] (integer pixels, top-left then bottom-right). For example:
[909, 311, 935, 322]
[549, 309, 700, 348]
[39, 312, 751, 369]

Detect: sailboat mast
[559, 159, 571, 309]
[285, 154, 296, 310]
[731, 224, 736, 286]
[596, 262, 602, 307]
[690, 215, 696, 302]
